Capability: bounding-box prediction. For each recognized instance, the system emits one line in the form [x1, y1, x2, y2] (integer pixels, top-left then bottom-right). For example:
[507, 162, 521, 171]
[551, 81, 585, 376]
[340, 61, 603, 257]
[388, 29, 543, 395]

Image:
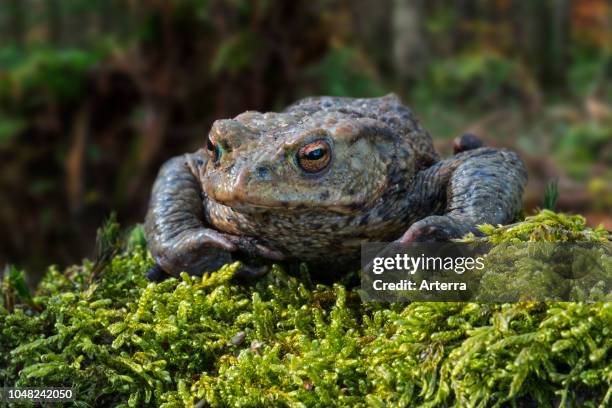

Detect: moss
[1, 211, 611, 407]
[467, 210, 610, 243]
[459, 211, 611, 303]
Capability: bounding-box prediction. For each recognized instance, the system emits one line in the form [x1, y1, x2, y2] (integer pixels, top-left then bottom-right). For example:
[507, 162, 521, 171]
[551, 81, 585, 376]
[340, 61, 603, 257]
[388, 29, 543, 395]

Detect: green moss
[462, 211, 612, 303]
[1, 211, 611, 407]
[465, 210, 610, 243]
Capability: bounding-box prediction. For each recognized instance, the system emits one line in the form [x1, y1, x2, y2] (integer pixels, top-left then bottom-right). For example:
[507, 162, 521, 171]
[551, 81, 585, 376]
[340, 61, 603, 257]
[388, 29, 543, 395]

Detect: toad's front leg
[144, 151, 282, 281]
[402, 147, 527, 242]
[144, 152, 239, 280]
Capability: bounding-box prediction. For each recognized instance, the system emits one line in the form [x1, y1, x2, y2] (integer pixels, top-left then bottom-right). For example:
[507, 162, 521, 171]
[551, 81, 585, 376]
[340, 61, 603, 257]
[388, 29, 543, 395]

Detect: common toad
[144, 94, 527, 279]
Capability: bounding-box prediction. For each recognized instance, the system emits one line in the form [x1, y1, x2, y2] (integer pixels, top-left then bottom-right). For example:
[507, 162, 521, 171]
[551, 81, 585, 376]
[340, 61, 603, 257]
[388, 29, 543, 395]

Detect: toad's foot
[453, 133, 484, 154]
[398, 215, 473, 243]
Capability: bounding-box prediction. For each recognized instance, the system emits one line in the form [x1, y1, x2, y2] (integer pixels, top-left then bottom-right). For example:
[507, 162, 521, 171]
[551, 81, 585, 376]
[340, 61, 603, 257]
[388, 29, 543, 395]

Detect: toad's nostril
[210, 119, 258, 150]
[254, 165, 273, 181]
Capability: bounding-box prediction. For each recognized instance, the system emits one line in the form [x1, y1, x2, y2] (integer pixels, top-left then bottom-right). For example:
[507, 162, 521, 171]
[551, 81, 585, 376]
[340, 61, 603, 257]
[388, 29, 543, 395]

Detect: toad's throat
[205, 197, 411, 262]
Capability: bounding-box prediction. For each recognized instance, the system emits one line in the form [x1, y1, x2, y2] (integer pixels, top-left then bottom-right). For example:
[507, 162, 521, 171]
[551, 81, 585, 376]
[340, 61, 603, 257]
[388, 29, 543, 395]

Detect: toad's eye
[206, 135, 221, 162]
[297, 140, 332, 173]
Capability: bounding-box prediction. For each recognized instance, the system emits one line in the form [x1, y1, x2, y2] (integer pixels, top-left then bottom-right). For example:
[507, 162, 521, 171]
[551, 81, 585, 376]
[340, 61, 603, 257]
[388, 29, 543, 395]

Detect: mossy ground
[1, 211, 611, 407]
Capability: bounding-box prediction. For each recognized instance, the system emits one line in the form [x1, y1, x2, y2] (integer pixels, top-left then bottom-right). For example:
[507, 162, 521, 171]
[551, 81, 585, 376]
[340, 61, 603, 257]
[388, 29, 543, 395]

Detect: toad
[144, 94, 527, 280]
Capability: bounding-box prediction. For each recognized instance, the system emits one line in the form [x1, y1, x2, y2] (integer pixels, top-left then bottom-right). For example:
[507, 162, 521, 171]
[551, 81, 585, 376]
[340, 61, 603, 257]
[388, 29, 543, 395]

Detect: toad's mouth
[206, 193, 376, 215]
[202, 166, 390, 215]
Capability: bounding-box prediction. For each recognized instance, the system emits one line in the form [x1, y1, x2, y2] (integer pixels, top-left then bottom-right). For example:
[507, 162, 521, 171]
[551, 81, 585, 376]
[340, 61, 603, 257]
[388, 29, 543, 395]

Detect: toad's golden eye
[297, 140, 332, 173]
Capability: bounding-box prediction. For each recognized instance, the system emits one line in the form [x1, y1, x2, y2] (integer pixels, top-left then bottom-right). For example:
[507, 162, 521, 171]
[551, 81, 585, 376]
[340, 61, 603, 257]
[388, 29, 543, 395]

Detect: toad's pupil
[306, 148, 325, 160]
[206, 138, 215, 151]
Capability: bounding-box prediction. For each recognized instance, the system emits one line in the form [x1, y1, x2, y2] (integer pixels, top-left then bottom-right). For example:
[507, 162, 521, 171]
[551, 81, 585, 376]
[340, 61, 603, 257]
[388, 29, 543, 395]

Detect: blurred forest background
[0, 0, 611, 276]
